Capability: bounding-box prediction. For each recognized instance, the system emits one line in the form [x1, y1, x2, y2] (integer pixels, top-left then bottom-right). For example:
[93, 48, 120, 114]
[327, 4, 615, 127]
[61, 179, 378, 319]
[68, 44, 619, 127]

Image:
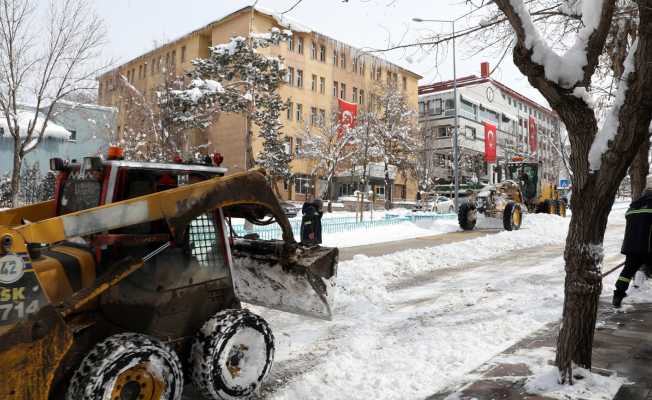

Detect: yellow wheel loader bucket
[0, 305, 73, 400]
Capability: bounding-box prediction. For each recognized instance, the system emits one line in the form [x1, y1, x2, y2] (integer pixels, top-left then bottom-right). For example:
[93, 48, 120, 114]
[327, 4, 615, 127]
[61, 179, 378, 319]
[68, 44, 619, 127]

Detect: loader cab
[507, 161, 539, 202]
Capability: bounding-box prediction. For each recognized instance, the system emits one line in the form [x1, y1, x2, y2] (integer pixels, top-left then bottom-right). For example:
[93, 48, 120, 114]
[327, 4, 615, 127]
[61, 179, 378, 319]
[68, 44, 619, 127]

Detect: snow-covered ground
[250, 201, 649, 400]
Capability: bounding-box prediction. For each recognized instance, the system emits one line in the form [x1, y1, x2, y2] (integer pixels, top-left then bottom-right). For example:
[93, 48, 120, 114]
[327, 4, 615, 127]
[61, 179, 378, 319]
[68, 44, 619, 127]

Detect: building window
[287, 67, 295, 86]
[340, 83, 346, 99]
[138, 65, 142, 79]
[165, 53, 170, 68]
[295, 138, 303, 156]
[294, 174, 310, 194]
[360, 90, 365, 105]
[181, 46, 187, 62]
[402, 76, 407, 90]
[437, 127, 451, 138]
[341, 53, 346, 69]
[319, 45, 326, 62]
[352, 57, 357, 73]
[332, 49, 338, 65]
[374, 186, 385, 198]
[311, 41, 317, 59]
[352, 87, 358, 103]
[287, 101, 293, 120]
[311, 107, 318, 125]
[286, 137, 293, 155]
[319, 77, 325, 94]
[287, 36, 294, 52]
[465, 126, 476, 139]
[311, 74, 317, 91]
[69, 130, 77, 141]
[361, 61, 366, 76]
[319, 109, 326, 125]
[297, 69, 303, 88]
[333, 81, 338, 97]
[296, 103, 303, 122]
[297, 37, 304, 54]
[171, 50, 176, 66]
[419, 101, 425, 115]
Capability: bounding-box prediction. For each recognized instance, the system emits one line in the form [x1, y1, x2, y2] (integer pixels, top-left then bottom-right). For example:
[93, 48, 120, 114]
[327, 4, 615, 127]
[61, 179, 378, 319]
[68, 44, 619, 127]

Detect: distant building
[0, 101, 116, 176]
[97, 6, 422, 202]
[418, 62, 563, 186]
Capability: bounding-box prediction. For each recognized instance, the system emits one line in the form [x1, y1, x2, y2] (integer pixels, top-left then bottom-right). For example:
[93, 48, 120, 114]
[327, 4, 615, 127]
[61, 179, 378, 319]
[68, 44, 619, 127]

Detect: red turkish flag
[484, 122, 497, 163]
[528, 116, 538, 153]
[337, 98, 357, 138]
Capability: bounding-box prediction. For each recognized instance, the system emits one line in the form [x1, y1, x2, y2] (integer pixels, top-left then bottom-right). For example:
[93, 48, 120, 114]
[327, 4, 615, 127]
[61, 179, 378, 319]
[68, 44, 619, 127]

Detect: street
[240, 207, 628, 400]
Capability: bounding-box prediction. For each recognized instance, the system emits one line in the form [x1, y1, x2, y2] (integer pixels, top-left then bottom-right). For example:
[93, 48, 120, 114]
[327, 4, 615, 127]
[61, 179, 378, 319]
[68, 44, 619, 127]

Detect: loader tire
[503, 202, 522, 231]
[458, 202, 477, 231]
[66, 333, 184, 400]
[190, 309, 275, 400]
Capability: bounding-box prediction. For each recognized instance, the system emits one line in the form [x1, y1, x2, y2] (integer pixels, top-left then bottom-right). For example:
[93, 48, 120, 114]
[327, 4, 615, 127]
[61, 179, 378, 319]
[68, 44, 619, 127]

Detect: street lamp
[413, 17, 461, 211]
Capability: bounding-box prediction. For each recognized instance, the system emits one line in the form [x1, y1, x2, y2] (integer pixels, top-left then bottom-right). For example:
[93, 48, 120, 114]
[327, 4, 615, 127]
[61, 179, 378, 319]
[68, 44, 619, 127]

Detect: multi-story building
[418, 62, 563, 187]
[97, 6, 422, 202]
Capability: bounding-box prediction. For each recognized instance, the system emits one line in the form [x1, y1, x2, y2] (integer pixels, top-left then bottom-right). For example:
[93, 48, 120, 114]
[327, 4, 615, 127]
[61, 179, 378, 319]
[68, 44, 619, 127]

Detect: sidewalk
[427, 301, 652, 400]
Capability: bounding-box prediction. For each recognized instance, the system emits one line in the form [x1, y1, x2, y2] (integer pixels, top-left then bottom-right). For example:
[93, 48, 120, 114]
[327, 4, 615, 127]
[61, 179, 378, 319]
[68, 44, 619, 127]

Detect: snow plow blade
[230, 239, 338, 320]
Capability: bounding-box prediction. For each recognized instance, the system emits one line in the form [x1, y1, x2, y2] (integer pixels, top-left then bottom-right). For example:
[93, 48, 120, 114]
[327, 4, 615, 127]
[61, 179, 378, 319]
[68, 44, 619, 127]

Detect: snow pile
[486, 347, 625, 400]
[508, 0, 605, 88]
[588, 39, 639, 171]
[0, 111, 70, 139]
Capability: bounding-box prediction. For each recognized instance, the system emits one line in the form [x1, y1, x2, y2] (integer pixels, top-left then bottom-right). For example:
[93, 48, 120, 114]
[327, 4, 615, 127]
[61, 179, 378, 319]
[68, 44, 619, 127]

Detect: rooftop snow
[0, 111, 71, 139]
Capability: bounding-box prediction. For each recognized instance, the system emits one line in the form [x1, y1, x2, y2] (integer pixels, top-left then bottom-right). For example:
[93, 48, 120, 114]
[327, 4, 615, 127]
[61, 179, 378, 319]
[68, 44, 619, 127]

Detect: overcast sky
[94, 0, 547, 106]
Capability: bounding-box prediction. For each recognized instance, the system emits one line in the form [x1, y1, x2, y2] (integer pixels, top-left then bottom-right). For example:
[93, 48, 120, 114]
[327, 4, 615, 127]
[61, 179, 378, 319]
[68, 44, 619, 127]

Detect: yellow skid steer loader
[0, 152, 337, 400]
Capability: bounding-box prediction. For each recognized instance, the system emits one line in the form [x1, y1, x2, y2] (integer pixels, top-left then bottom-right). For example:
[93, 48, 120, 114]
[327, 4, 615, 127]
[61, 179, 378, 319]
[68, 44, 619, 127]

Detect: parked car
[279, 201, 299, 218]
[431, 196, 455, 213]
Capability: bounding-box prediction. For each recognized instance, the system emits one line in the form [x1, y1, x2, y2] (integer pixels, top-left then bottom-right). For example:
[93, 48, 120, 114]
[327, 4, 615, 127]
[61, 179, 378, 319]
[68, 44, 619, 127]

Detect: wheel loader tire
[503, 202, 522, 231]
[190, 309, 275, 400]
[66, 333, 184, 400]
[458, 202, 477, 231]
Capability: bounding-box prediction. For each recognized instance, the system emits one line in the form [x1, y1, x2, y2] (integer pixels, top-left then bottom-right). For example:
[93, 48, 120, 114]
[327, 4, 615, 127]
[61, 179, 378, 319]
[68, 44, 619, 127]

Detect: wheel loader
[506, 158, 567, 217]
[0, 150, 337, 400]
[457, 180, 525, 232]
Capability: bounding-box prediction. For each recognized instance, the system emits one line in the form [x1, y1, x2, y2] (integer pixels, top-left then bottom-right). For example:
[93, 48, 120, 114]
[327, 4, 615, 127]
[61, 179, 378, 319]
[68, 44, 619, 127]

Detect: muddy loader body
[0, 154, 337, 400]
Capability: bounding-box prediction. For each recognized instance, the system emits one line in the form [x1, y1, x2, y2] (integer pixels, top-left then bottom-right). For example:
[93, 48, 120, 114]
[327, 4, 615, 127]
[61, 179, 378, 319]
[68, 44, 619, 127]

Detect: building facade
[97, 6, 422, 202]
[418, 63, 563, 187]
[0, 102, 116, 176]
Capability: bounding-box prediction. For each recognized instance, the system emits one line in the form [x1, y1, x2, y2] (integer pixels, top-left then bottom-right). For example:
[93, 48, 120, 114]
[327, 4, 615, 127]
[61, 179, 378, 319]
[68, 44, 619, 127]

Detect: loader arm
[2, 170, 295, 254]
[0, 200, 56, 226]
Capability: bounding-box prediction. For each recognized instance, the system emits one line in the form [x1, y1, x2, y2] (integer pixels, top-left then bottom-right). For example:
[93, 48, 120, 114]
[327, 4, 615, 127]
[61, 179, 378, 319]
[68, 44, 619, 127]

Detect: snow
[491, 347, 625, 400]
[212, 36, 246, 56]
[172, 78, 225, 104]
[508, 0, 605, 88]
[588, 39, 639, 171]
[0, 110, 71, 139]
[322, 217, 459, 248]
[248, 202, 644, 400]
[256, 6, 313, 33]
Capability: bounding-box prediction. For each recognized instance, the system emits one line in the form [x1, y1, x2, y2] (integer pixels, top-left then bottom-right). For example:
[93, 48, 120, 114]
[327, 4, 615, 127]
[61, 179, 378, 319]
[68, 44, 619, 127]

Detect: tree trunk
[10, 141, 22, 207]
[555, 196, 610, 382]
[629, 138, 650, 201]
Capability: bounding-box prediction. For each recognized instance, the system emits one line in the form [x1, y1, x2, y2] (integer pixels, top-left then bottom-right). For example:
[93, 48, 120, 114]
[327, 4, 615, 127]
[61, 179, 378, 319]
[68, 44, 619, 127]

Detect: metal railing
[231, 213, 457, 241]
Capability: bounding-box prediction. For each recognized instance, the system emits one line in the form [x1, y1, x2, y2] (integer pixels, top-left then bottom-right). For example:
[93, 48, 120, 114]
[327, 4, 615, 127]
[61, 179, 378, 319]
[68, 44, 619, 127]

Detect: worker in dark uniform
[613, 176, 652, 307]
[300, 198, 324, 245]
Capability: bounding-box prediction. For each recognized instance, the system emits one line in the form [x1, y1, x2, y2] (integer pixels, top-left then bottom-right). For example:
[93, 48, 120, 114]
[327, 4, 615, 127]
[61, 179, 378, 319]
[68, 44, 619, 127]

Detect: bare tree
[0, 0, 106, 206]
[368, 83, 418, 209]
[299, 110, 357, 199]
[116, 71, 201, 162]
